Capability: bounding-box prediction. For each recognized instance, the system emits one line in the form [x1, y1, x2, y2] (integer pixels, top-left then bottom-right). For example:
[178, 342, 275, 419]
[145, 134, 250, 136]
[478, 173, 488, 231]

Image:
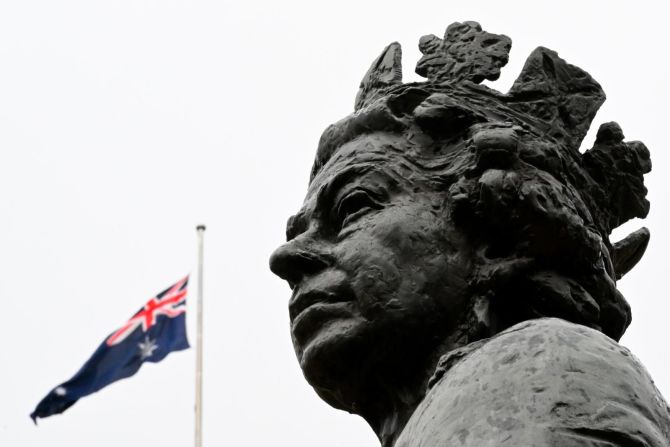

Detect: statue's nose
[269, 240, 331, 288]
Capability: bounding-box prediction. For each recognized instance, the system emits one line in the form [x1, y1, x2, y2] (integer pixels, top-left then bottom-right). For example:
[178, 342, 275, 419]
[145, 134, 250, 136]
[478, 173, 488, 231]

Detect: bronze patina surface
[270, 21, 668, 447]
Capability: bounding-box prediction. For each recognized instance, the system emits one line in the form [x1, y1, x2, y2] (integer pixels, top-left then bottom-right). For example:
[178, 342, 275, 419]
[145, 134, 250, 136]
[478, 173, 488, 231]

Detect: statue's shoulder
[396, 318, 670, 447]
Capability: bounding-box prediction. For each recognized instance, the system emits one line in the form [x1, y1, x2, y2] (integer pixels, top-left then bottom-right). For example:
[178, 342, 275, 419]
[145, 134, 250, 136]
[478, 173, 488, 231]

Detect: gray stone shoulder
[396, 318, 670, 447]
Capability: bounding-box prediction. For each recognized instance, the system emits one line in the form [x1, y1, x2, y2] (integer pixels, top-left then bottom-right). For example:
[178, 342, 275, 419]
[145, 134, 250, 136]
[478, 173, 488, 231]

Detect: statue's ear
[506, 47, 605, 152]
[612, 227, 650, 279]
[355, 42, 403, 111]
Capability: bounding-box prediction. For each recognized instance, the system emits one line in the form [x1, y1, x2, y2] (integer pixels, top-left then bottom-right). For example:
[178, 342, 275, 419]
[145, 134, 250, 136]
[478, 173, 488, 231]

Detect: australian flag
[31, 276, 190, 423]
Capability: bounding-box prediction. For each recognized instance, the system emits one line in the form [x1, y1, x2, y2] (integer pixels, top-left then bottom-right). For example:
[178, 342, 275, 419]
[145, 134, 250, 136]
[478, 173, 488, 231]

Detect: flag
[30, 276, 190, 423]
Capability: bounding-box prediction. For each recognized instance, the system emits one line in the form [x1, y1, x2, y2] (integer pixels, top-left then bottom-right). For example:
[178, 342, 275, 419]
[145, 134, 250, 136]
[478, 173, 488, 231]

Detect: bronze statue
[269, 21, 670, 446]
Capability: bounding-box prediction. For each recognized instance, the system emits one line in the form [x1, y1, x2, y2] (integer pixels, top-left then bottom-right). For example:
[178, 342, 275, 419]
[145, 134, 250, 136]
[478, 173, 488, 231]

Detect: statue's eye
[335, 189, 383, 230]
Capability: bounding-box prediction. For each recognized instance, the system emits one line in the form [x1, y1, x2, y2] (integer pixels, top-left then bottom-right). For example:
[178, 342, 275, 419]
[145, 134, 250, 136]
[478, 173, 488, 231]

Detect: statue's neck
[359, 330, 471, 447]
[359, 376, 427, 447]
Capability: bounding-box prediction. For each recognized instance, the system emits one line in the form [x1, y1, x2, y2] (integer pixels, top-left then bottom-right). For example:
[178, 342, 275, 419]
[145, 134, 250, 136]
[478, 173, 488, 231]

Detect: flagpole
[195, 224, 206, 447]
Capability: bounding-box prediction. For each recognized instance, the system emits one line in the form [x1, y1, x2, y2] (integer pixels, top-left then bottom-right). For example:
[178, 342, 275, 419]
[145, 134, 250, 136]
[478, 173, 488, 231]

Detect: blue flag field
[31, 276, 190, 422]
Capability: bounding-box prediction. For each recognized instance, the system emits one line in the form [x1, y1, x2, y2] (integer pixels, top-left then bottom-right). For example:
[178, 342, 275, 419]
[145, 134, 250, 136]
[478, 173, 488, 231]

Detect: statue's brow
[286, 163, 388, 241]
[316, 164, 376, 211]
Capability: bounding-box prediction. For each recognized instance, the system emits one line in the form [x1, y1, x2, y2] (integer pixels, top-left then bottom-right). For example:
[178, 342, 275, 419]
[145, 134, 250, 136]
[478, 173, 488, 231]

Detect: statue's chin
[294, 316, 365, 373]
[294, 317, 372, 412]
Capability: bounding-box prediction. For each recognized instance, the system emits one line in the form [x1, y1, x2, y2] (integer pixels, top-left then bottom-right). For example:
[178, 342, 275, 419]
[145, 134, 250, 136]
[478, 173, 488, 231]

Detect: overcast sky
[2, 1, 669, 446]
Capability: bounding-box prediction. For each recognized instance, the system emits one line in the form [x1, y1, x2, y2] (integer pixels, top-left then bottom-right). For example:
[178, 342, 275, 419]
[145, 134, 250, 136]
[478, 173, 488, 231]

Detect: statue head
[269, 21, 651, 424]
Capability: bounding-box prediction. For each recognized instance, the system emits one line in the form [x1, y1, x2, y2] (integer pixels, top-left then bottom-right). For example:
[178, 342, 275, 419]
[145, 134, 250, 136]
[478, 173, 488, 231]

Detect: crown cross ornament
[415, 21, 511, 84]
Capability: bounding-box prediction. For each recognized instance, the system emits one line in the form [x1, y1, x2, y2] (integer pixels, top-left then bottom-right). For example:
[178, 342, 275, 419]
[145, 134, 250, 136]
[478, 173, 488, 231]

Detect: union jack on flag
[106, 276, 188, 346]
[31, 276, 190, 423]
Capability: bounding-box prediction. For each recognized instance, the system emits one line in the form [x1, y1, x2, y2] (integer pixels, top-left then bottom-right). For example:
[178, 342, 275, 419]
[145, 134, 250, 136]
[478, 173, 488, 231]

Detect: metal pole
[195, 224, 206, 447]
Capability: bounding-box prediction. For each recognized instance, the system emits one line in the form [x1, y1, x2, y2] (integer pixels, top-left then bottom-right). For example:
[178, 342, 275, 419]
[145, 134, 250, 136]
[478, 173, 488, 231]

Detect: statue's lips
[291, 301, 355, 344]
[289, 286, 353, 322]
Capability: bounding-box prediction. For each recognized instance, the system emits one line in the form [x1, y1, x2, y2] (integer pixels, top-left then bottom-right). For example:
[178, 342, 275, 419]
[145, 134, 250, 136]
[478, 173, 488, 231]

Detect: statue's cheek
[339, 243, 403, 320]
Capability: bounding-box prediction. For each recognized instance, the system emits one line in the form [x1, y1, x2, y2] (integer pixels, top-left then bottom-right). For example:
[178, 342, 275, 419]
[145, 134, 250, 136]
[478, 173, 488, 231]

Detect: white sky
[1, 1, 669, 445]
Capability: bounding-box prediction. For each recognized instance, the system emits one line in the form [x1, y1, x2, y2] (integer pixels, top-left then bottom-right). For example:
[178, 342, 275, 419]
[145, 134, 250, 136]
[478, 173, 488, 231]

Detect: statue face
[269, 131, 472, 403]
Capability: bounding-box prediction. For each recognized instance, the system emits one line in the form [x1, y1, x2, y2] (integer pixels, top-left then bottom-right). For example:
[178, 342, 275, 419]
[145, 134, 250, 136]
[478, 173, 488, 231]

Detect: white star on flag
[138, 336, 159, 359]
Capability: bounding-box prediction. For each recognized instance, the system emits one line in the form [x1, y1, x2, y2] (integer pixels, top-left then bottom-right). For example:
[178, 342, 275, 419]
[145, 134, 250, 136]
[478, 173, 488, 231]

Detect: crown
[354, 21, 609, 152]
